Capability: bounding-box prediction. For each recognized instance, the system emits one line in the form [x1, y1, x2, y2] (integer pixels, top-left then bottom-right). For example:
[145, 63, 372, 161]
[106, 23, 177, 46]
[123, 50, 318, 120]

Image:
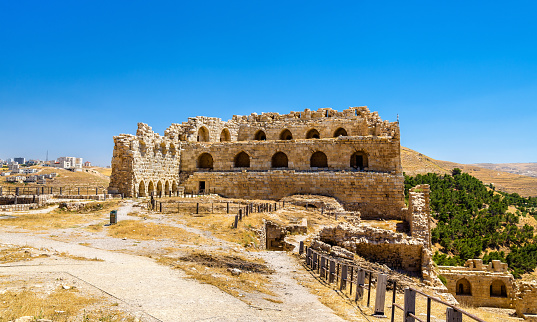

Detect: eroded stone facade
[109, 106, 404, 218]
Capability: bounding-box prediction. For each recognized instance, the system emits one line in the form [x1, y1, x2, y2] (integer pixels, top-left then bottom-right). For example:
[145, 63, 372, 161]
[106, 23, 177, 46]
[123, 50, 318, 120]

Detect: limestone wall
[515, 281, 537, 316]
[439, 259, 514, 308]
[182, 171, 405, 218]
[180, 136, 401, 173]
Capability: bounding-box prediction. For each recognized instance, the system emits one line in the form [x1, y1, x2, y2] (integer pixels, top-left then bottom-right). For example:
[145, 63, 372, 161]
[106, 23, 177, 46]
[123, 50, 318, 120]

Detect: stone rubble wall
[182, 171, 405, 218]
[316, 223, 425, 272]
[0, 194, 51, 206]
[515, 281, 537, 316]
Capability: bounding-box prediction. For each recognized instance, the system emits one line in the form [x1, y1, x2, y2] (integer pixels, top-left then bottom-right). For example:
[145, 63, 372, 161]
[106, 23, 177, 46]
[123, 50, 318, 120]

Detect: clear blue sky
[1, 1, 536, 166]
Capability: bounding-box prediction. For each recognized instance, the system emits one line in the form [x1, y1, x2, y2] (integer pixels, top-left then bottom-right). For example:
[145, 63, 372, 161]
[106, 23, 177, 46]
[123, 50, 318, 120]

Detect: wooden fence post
[196, 203, 199, 214]
[299, 241, 304, 255]
[340, 265, 348, 291]
[239, 209, 242, 220]
[320, 256, 326, 279]
[306, 248, 312, 266]
[227, 202, 229, 213]
[234, 215, 238, 228]
[391, 281, 397, 322]
[355, 269, 365, 301]
[374, 274, 387, 317]
[367, 271, 372, 307]
[160, 202, 162, 212]
[446, 307, 462, 322]
[313, 252, 318, 271]
[404, 288, 416, 322]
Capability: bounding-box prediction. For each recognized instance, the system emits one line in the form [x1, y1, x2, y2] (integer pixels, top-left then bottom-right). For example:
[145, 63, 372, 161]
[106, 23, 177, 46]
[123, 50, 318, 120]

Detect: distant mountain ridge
[401, 147, 537, 197]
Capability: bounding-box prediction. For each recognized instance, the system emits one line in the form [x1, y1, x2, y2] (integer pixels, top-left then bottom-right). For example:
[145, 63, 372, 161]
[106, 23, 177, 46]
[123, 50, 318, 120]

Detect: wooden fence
[301, 245, 486, 322]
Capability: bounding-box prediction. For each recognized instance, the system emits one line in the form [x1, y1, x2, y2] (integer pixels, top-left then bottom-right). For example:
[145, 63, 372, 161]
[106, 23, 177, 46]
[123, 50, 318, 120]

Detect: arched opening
[279, 129, 293, 140]
[456, 278, 472, 296]
[490, 280, 507, 297]
[148, 181, 155, 196]
[138, 181, 146, 197]
[220, 128, 231, 142]
[350, 151, 368, 170]
[310, 151, 328, 168]
[197, 126, 210, 142]
[254, 130, 267, 141]
[157, 181, 163, 197]
[165, 181, 170, 197]
[169, 144, 176, 157]
[334, 127, 348, 137]
[234, 151, 250, 168]
[160, 142, 167, 155]
[172, 182, 178, 196]
[306, 129, 320, 139]
[198, 153, 214, 169]
[272, 152, 288, 168]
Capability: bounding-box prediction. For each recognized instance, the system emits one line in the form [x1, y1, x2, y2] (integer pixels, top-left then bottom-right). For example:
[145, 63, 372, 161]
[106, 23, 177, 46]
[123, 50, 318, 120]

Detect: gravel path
[0, 201, 344, 322]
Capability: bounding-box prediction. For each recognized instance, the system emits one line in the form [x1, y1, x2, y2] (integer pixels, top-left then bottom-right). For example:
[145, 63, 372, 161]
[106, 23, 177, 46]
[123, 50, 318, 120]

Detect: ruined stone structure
[438, 259, 515, 308]
[312, 184, 434, 281]
[109, 106, 404, 218]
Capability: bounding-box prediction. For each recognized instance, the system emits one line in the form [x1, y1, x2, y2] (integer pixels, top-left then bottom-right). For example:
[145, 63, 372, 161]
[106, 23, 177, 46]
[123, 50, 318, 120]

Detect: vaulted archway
[456, 278, 472, 296]
[334, 127, 348, 137]
[165, 181, 170, 197]
[157, 181, 163, 197]
[138, 181, 146, 197]
[254, 130, 266, 141]
[490, 280, 507, 297]
[280, 129, 293, 140]
[306, 129, 320, 139]
[198, 126, 210, 142]
[310, 151, 328, 168]
[234, 151, 250, 168]
[198, 153, 214, 169]
[220, 128, 231, 142]
[148, 181, 155, 196]
[272, 152, 288, 168]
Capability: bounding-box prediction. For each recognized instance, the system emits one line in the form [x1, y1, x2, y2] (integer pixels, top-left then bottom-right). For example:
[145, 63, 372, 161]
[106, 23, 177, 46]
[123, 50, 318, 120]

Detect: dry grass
[1, 201, 120, 230]
[0, 287, 98, 322]
[107, 220, 210, 245]
[91, 166, 112, 177]
[0, 246, 47, 263]
[157, 249, 275, 300]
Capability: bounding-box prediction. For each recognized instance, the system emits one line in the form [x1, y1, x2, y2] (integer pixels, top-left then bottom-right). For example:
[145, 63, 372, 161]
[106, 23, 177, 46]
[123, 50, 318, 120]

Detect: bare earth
[0, 201, 344, 322]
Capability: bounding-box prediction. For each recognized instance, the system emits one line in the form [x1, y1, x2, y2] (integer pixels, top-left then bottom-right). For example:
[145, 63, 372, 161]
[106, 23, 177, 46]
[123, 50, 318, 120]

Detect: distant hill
[401, 147, 537, 197]
[471, 163, 537, 178]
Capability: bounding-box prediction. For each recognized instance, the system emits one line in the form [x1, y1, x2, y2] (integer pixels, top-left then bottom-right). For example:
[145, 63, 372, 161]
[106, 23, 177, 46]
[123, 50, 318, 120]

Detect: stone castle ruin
[108, 106, 404, 219]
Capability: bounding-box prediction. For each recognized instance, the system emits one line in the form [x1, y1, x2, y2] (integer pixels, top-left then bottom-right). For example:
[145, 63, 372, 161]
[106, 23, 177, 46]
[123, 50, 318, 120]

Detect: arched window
[148, 181, 155, 196]
[279, 129, 293, 140]
[157, 181, 163, 197]
[334, 127, 348, 137]
[310, 151, 328, 168]
[350, 151, 368, 170]
[456, 278, 472, 295]
[272, 152, 288, 168]
[254, 130, 267, 141]
[234, 151, 250, 168]
[197, 126, 210, 142]
[490, 280, 507, 297]
[138, 181, 146, 197]
[164, 181, 170, 197]
[197, 153, 214, 169]
[306, 129, 320, 139]
[220, 128, 231, 142]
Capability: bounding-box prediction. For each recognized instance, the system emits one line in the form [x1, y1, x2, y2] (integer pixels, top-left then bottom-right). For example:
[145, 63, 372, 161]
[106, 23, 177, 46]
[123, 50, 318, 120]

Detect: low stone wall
[317, 223, 424, 272]
[515, 281, 537, 317]
[183, 170, 405, 219]
[0, 203, 40, 211]
[52, 194, 113, 201]
[0, 194, 52, 206]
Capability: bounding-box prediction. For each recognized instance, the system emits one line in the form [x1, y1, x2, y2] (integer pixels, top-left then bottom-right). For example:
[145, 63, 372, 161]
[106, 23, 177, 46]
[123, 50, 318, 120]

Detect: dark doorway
[199, 181, 206, 194]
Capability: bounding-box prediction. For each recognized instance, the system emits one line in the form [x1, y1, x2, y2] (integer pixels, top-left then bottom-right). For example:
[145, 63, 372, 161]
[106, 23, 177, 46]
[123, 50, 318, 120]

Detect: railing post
[340, 264, 348, 291]
[227, 202, 229, 213]
[299, 241, 304, 255]
[313, 252, 318, 271]
[196, 203, 199, 214]
[306, 248, 312, 266]
[404, 288, 416, 322]
[374, 274, 387, 317]
[349, 266, 354, 294]
[234, 215, 238, 229]
[355, 269, 365, 301]
[329, 260, 335, 284]
[239, 209, 242, 220]
[427, 297, 431, 322]
[320, 256, 326, 279]
[367, 271, 372, 307]
[446, 307, 462, 322]
[391, 281, 397, 322]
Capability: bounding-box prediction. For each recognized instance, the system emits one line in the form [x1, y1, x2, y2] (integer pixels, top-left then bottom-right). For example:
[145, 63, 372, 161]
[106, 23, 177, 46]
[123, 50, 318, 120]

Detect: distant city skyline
[1, 1, 536, 166]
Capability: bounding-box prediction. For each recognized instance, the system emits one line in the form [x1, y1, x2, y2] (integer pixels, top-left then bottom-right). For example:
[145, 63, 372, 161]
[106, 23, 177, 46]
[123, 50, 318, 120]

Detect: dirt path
[0, 201, 344, 321]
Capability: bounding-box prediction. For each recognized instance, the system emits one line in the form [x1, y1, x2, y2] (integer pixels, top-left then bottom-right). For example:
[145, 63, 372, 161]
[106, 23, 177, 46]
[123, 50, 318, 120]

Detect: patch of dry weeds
[107, 220, 210, 245]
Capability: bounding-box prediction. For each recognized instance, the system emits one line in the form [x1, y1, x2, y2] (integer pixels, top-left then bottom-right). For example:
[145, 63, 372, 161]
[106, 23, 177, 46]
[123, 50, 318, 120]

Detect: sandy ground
[0, 200, 346, 322]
